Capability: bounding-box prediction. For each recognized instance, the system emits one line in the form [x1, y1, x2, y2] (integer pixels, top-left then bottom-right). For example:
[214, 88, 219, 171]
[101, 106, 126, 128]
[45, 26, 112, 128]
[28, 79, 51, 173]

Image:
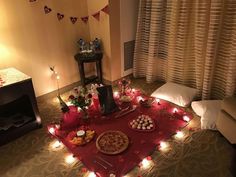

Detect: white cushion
[191, 100, 222, 130]
[151, 82, 198, 107]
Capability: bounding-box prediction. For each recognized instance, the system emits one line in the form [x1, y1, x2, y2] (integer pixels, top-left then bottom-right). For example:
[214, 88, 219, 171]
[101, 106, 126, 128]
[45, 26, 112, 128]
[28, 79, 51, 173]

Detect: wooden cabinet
[0, 68, 42, 146]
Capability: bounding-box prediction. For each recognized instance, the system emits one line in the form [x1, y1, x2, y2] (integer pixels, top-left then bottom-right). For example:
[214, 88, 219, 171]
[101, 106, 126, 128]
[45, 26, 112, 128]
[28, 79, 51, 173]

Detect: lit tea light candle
[36, 116, 41, 124]
[55, 124, 60, 129]
[109, 173, 116, 177]
[65, 154, 76, 164]
[88, 172, 96, 177]
[175, 131, 184, 139]
[156, 98, 160, 105]
[51, 140, 63, 149]
[183, 115, 190, 122]
[113, 91, 119, 98]
[122, 175, 130, 177]
[56, 75, 60, 80]
[132, 88, 136, 93]
[137, 96, 143, 102]
[159, 141, 169, 150]
[173, 108, 178, 113]
[140, 157, 151, 169]
[66, 101, 73, 106]
[48, 127, 55, 135]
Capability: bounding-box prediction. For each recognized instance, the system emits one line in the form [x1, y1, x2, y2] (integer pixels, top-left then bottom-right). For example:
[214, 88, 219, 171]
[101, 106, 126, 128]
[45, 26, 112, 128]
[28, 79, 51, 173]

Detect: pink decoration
[44, 6, 52, 14]
[70, 17, 78, 24]
[57, 13, 64, 20]
[92, 96, 100, 111]
[81, 167, 88, 173]
[81, 16, 89, 23]
[92, 11, 100, 21]
[60, 106, 81, 130]
[101, 5, 109, 14]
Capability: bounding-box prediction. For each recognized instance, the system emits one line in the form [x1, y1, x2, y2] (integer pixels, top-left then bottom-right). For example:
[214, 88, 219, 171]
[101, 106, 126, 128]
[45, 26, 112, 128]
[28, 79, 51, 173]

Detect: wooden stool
[74, 52, 103, 86]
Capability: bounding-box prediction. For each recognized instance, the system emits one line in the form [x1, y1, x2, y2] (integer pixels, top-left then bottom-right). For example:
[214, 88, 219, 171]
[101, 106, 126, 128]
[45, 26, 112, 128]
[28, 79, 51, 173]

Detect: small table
[74, 51, 103, 86]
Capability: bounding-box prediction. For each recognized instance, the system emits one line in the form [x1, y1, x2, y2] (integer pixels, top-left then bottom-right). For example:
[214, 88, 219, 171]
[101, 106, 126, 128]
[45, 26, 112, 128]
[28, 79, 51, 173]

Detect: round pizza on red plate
[96, 130, 129, 155]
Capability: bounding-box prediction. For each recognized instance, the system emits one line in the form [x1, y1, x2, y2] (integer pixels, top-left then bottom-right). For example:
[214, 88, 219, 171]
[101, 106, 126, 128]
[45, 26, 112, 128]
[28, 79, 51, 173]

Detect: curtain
[133, 0, 236, 99]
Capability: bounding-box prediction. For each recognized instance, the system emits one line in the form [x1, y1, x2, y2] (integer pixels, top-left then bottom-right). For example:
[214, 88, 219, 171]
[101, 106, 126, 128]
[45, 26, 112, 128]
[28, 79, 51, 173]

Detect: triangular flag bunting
[44, 6, 52, 14]
[81, 16, 89, 23]
[92, 11, 100, 21]
[101, 5, 109, 14]
[70, 17, 78, 24]
[57, 13, 64, 21]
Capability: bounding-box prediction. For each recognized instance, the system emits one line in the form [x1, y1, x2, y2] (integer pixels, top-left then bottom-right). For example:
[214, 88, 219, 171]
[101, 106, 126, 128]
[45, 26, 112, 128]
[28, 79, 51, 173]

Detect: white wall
[120, 0, 139, 76]
[0, 0, 90, 97]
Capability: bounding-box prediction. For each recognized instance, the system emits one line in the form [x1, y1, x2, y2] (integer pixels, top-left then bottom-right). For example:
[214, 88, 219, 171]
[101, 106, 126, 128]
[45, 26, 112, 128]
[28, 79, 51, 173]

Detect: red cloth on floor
[54, 96, 192, 177]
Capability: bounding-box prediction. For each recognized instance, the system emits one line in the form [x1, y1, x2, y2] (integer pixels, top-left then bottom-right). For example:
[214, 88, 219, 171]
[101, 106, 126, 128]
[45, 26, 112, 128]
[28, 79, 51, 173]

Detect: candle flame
[175, 131, 184, 139]
[65, 154, 76, 164]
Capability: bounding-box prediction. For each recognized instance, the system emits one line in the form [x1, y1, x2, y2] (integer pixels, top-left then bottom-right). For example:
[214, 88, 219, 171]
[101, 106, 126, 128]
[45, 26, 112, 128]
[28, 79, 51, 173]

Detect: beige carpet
[0, 78, 235, 177]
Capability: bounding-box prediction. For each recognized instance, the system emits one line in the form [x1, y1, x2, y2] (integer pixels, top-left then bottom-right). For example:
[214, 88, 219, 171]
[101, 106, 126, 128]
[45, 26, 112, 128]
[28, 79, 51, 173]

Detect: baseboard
[36, 81, 81, 102]
[37, 77, 113, 102]
[110, 74, 133, 86]
[123, 68, 133, 77]
[103, 78, 112, 85]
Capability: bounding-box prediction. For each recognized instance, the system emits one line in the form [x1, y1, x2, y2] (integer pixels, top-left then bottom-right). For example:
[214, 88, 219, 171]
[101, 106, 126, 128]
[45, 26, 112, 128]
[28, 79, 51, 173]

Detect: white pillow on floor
[191, 100, 222, 130]
[151, 82, 198, 107]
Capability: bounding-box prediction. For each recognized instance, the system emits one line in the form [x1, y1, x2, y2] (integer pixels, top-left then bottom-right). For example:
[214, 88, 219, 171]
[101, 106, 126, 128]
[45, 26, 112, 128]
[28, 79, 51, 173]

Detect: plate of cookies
[128, 114, 155, 132]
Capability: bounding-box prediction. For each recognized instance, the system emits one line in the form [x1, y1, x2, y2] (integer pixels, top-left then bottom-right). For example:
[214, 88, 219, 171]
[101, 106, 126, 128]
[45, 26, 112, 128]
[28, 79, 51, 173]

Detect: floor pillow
[191, 100, 222, 130]
[151, 82, 198, 107]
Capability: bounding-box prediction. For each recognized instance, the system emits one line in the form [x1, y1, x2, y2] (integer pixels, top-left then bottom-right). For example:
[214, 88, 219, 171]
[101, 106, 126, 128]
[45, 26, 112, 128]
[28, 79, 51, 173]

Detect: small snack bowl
[77, 130, 85, 138]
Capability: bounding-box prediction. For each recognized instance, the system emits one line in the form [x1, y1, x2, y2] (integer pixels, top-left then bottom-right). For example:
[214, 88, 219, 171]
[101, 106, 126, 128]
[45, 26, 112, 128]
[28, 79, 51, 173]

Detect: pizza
[96, 130, 129, 155]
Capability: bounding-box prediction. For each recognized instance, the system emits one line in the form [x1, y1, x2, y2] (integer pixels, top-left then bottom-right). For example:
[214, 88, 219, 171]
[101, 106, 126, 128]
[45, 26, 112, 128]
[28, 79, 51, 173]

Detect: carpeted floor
[0, 78, 235, 177]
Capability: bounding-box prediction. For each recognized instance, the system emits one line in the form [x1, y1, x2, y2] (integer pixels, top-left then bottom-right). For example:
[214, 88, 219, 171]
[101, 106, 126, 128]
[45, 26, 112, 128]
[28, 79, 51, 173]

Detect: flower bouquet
[68, 87, 93, 120]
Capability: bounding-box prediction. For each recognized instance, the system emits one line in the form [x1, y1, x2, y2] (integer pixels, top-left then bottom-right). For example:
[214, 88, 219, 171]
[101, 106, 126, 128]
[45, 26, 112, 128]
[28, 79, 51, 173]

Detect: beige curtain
[134, 0, 236, 99]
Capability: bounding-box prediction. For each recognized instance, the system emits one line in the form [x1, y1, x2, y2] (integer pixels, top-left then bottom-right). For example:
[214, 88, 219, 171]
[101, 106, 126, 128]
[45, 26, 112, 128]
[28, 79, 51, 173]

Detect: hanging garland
[30, 0, 109, 24]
